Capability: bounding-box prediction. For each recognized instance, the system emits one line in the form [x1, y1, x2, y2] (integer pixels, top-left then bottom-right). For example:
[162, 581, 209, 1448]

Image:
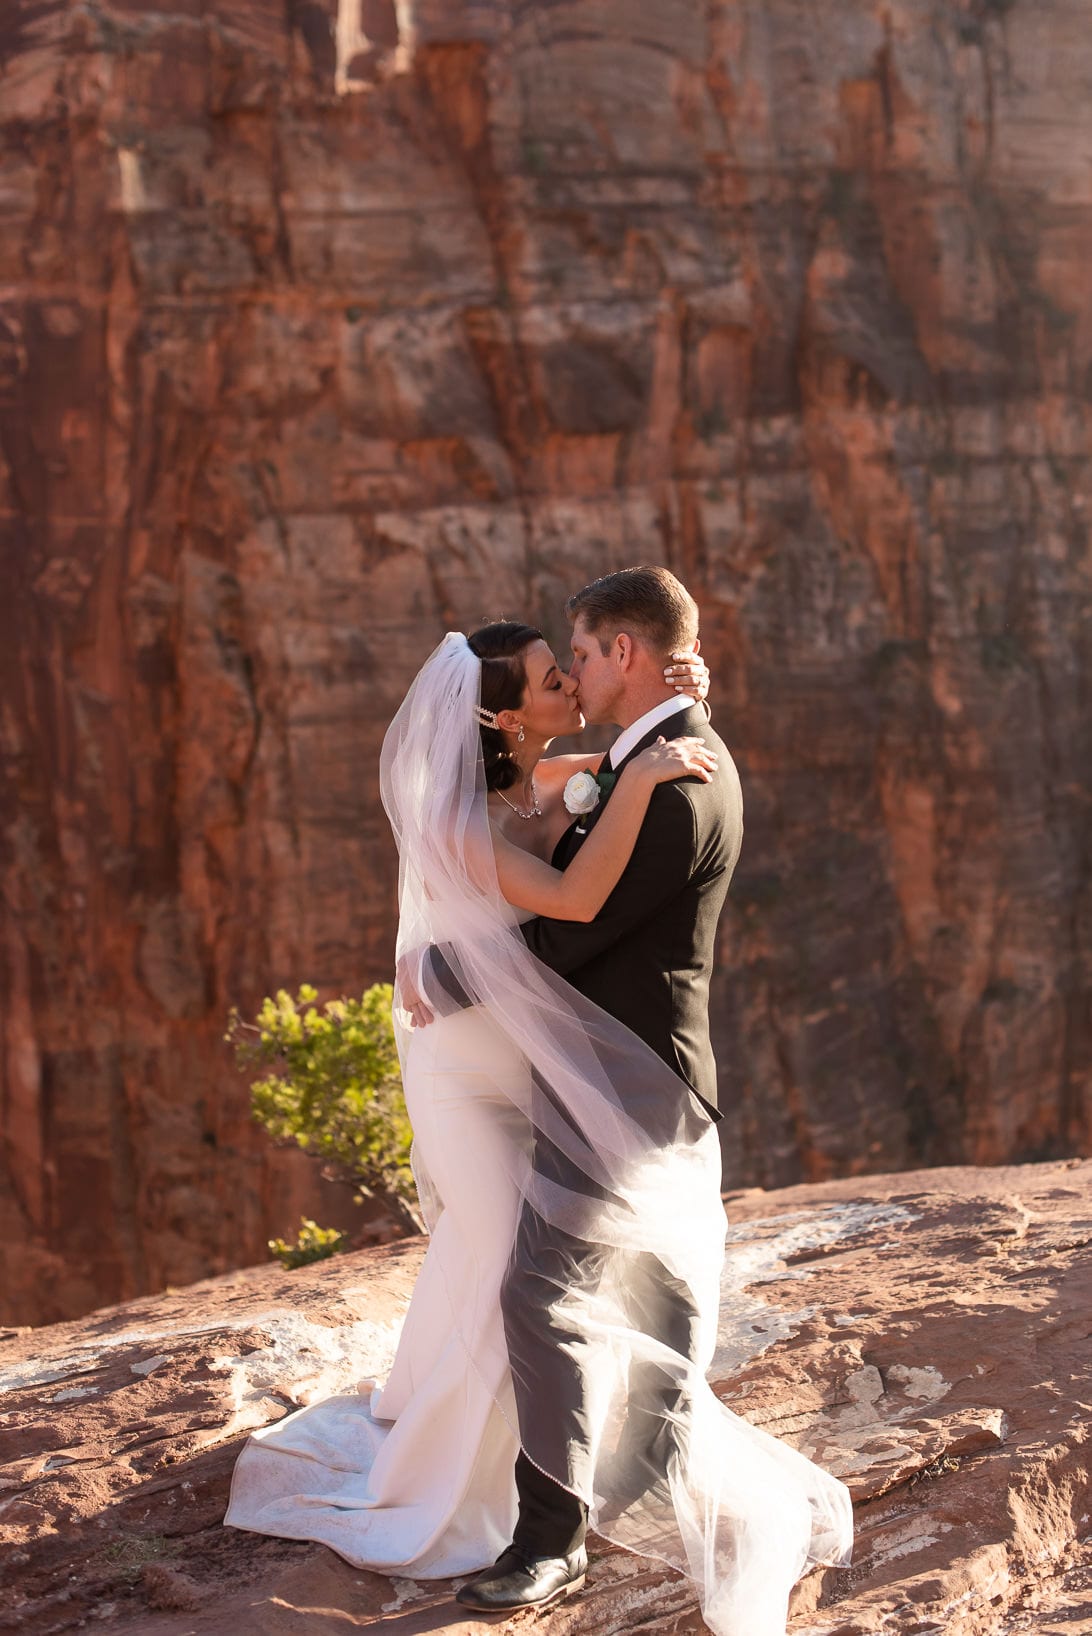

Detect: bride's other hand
[664, 645, 710, 702]
[396, 952, 434, 1029]
[631, 735, 718, 787]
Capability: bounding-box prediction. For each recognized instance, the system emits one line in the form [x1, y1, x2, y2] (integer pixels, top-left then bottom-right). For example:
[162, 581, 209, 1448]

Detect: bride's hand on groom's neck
[663, 648, 710, 702]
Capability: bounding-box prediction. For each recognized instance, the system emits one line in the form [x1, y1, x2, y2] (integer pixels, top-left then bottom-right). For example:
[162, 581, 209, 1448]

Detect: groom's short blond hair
[566, 566, 699, 657]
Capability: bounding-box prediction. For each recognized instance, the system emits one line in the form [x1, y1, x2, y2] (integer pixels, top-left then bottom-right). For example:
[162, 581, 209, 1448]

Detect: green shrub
[269, 1217, 348, 1270]
[226, 982, 422, 1239]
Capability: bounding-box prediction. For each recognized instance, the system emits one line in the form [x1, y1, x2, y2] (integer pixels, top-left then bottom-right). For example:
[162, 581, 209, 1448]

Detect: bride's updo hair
[467, 620, 542, 792]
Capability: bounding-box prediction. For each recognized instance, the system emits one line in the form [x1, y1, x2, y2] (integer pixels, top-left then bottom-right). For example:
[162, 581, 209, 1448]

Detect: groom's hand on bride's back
[396, 952, 435, 1029]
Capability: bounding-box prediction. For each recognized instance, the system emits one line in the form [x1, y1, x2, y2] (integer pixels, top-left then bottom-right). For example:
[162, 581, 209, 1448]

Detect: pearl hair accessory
[475, 705, 527, 743]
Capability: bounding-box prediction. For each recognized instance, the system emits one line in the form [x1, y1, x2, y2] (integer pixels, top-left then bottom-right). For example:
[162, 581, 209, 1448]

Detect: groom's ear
[615, 633, 635, 670]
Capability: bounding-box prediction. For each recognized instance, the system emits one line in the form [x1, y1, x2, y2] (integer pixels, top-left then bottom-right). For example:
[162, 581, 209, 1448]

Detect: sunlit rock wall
[1, 0, 1089, 1323]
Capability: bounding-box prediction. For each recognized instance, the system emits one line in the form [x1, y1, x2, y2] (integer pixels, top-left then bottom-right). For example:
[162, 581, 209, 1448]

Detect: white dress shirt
[607, 694, 697, 770]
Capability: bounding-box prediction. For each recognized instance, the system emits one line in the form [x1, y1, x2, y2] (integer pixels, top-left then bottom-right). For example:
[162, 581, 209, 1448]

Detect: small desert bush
[268, 1217, 348, 1270]
[227, 982, 422, 1251]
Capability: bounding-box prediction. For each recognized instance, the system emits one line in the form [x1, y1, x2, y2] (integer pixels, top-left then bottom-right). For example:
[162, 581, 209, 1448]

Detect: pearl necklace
[495, 777, 542, 820]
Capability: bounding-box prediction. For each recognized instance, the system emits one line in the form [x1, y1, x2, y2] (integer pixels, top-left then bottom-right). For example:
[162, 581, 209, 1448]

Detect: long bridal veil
[379, 632, 853, 1636]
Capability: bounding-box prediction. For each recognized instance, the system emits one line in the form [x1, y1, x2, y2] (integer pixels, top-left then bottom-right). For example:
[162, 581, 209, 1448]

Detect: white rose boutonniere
[563, 769, 600, 815]
[563, 767, 618, 816]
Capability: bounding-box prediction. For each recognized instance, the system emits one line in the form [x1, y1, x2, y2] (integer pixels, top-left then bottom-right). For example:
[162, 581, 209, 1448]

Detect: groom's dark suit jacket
[521, 703, 743, 1122]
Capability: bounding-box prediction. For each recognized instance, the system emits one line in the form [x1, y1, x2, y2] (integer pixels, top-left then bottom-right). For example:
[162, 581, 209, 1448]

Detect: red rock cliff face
[1, 1, 1089, 1326]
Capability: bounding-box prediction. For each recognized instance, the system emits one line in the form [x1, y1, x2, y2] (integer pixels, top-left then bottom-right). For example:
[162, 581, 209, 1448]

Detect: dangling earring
[517, 723, 525, 743]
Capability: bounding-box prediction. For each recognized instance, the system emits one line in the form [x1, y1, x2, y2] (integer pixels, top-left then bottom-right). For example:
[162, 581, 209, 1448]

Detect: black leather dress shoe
[454, 1544, 588, 1611]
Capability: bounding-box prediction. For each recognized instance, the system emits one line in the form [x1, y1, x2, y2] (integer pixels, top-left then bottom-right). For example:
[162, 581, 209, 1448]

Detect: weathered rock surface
[1, 1, 1090, 1325]
[0, 1160, 1089, 1634]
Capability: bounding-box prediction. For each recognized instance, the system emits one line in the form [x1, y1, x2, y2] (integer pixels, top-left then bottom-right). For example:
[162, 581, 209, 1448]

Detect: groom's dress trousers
[503, 704, 743, 1555]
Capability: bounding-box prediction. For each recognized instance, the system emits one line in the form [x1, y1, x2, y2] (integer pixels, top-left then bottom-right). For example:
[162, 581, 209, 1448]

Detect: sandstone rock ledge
[1, 1160, 1089, 1636]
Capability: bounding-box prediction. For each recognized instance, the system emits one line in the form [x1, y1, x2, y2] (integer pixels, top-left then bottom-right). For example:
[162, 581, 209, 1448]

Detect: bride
[225, 619, 853, 1635]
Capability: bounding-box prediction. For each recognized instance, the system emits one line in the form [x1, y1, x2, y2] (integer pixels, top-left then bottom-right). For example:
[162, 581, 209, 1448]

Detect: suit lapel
[559, 795, 608, 861]
[551, 820, 582, 869]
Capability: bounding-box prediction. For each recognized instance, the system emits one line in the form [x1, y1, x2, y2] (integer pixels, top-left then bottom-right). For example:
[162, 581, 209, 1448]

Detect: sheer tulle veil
[379, 631, 853, 1636]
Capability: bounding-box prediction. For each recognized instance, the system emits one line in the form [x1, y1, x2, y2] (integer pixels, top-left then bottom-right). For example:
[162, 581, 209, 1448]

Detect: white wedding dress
[225, 1005, 533, 1576]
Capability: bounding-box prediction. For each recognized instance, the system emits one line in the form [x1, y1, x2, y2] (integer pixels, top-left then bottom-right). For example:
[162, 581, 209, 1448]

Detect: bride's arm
[492, 737, 717, 922]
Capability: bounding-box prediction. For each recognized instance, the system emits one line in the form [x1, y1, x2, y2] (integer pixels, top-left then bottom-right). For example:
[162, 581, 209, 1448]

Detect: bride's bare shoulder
[536, 750, 606, 793]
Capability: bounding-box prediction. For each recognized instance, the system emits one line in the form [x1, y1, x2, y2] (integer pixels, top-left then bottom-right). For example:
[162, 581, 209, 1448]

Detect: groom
[453, 565, 744, 1611]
